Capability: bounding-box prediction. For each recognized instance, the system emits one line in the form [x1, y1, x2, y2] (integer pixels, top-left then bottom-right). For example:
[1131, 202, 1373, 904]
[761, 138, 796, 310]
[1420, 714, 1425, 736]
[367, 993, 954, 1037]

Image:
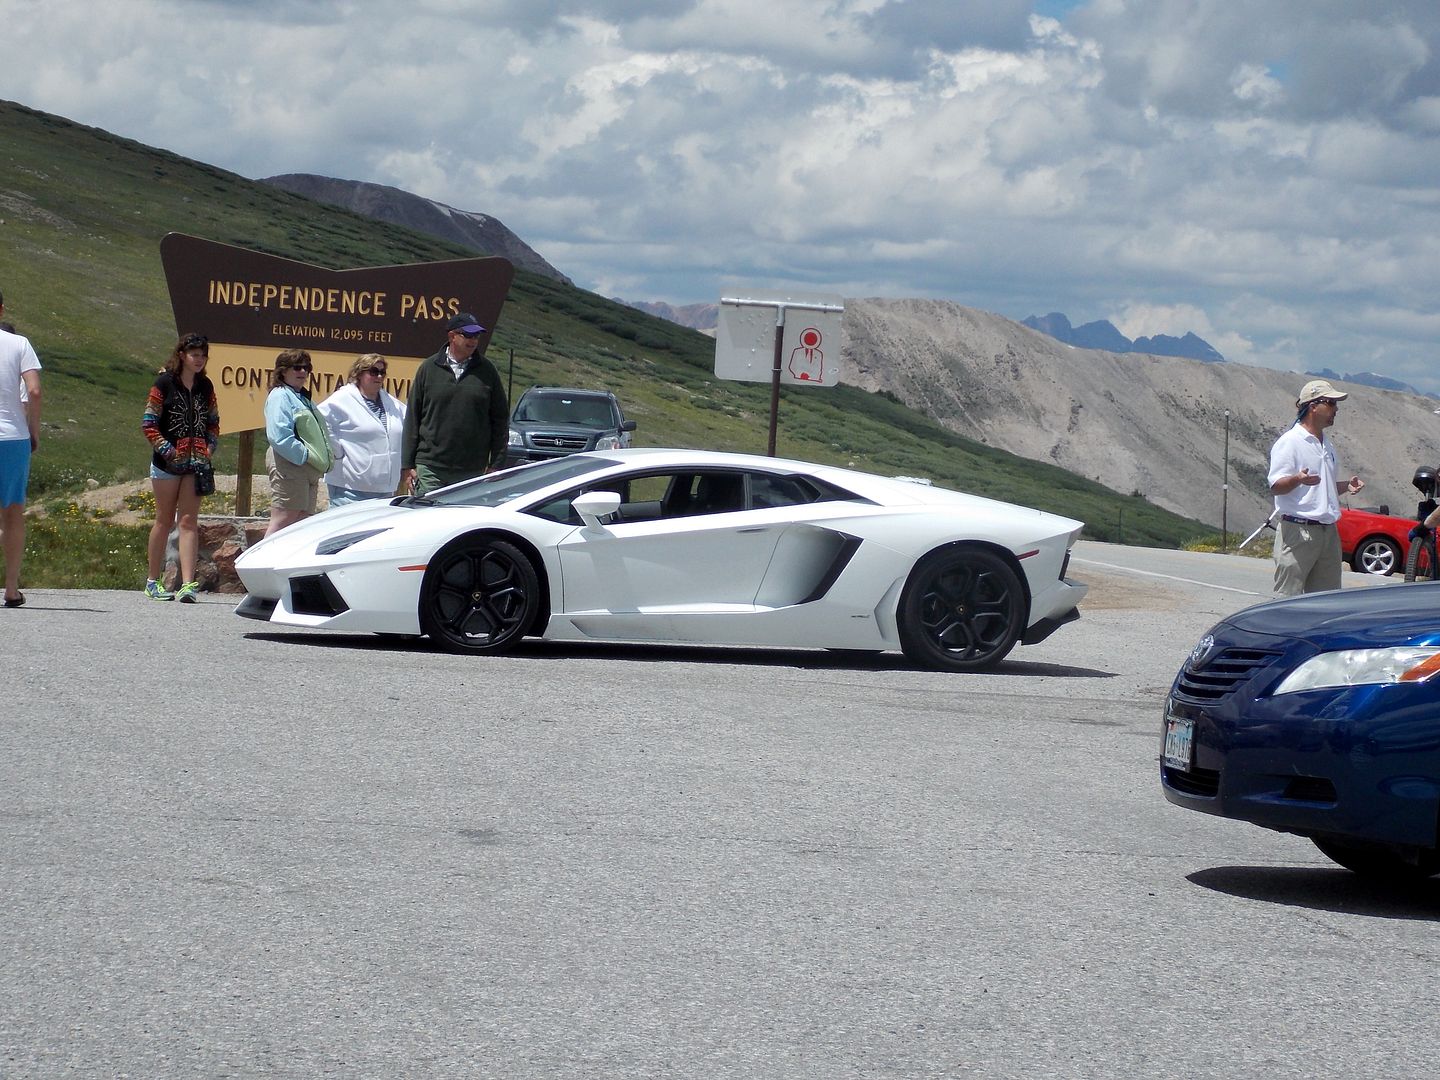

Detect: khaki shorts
[266, 446, 322, 513]
[1273, 517, 1342, 596]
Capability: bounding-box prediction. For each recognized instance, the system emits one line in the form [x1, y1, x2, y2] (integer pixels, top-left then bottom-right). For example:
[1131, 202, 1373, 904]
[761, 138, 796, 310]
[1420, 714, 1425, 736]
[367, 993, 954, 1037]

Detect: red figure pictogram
[788, 326, 824, 382]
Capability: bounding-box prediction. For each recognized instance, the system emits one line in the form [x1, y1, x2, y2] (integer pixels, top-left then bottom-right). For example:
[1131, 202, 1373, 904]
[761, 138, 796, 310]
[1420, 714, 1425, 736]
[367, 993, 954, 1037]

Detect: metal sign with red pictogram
[713, 291, 845, 454]
[713, 292, 844, 388]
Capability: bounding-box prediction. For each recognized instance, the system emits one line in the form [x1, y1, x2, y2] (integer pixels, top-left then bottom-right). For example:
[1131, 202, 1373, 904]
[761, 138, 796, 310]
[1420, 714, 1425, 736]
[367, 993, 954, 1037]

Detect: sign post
[714, 293, 844, 455]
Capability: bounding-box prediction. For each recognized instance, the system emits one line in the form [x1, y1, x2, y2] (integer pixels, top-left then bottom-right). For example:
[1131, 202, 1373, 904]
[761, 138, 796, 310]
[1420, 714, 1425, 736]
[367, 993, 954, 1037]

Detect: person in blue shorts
[0, 288, 43, 609]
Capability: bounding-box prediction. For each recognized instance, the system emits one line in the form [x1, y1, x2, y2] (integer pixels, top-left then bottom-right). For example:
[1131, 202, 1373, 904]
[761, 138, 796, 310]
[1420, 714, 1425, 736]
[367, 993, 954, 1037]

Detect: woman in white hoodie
[318, 353, 407, 507]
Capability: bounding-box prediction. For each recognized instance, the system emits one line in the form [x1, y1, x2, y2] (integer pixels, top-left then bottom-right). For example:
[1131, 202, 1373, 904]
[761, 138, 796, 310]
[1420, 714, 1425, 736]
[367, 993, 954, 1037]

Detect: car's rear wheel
[1404, 537, 1436, 582]
[898, 548, 1025, 672]
[1311, 836, 1440, 881]
[420, 537, 540, 654]
[1351, 535, 1401, 576]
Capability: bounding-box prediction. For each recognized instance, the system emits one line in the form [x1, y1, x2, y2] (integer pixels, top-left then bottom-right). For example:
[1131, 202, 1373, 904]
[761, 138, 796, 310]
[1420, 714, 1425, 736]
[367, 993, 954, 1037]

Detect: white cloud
[0, 0, 1438, 392]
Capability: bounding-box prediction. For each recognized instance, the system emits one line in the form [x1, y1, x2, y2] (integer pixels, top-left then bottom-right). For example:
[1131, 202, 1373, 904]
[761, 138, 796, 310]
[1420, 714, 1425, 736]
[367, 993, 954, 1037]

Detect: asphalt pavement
[1, 543, 1435, 1078]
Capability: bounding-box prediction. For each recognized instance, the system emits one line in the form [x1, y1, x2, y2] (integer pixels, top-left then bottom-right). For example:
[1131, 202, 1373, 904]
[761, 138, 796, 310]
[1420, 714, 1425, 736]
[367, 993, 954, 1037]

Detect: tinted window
[522, 467, 869, 525]
[425, 456, 617, 508]
[517, 393, 614, 427]
[751, 473, 818, 508]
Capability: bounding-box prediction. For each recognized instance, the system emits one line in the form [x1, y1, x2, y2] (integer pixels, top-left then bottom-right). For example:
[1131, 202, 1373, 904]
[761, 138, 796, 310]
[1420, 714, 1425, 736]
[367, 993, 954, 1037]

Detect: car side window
[659, 472, 746, 517]
[523, 468, 868, 526]
[525, 474, 671, 525]
[751, 473, 816, 509]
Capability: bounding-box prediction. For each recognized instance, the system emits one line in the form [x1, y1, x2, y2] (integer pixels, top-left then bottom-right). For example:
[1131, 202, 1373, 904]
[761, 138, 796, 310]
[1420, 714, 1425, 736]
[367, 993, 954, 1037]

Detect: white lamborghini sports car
[234, 449, 1088, 671]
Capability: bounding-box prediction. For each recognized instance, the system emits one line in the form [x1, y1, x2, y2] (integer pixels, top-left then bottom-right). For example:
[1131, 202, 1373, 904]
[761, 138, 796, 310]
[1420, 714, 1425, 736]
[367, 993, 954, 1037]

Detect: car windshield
[516, 394, 612, 427]
[422, 456, 619, 508]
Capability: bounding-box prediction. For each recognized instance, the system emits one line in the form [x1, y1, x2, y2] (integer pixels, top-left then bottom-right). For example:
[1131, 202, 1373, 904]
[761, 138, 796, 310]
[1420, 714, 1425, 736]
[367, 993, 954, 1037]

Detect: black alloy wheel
[420, 537, 540, 654]
[898, 548, 1025, 672]
[1351, 535, 1401, 576]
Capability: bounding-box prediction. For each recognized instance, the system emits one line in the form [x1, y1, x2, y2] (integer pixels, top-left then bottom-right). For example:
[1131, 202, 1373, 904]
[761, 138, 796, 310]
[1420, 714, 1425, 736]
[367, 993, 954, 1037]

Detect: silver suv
[504, 387, 636, 467]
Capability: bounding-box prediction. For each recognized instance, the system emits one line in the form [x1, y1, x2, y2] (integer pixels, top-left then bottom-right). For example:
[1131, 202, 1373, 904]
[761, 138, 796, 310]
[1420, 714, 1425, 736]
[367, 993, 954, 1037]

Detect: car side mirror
[573, 490, 621, 528]
[621, 420, 637, 432]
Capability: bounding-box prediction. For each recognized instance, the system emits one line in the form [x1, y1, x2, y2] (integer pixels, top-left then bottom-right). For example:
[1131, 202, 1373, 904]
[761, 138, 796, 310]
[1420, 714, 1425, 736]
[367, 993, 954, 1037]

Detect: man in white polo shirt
[1267, 378, 1364, 596]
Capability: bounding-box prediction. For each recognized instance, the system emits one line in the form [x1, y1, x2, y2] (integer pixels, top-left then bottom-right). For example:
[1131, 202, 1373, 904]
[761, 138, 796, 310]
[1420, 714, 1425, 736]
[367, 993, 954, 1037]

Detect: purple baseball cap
[446, 312, 486, 334]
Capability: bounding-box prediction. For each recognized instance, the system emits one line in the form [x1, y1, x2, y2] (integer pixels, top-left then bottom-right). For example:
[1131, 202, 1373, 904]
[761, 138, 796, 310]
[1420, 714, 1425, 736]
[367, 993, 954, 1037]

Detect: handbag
[192, 460, 216, 497]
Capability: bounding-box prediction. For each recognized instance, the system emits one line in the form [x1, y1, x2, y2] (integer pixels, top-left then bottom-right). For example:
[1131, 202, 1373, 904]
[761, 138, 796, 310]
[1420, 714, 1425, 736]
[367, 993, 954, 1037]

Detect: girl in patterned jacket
[140, 332, 219, 602]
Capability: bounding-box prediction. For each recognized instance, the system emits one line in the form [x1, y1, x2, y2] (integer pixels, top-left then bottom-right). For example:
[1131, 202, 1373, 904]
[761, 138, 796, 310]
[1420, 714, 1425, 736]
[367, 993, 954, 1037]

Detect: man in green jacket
[400, 313, 509, 495]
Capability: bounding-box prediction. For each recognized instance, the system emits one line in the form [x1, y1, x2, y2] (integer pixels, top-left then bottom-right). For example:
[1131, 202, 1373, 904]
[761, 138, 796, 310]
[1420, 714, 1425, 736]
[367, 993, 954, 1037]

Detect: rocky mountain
[842, 299, 1440, 531]
[1023, 312, 1225, 362]
[620, 299, 719, 333]
[1132, 331, 1225, 362]
[261, 174, 572, 284]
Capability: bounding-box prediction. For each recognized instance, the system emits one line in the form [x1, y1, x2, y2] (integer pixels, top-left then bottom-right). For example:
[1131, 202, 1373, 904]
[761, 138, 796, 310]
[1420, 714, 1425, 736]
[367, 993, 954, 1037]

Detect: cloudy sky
[4, 0, 1439, 391]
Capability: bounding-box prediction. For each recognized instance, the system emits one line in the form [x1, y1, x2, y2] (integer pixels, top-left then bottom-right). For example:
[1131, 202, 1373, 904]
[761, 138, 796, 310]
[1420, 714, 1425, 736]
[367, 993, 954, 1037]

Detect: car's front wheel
[1351, 535, 1401, 576]
[898, 547, 1025, 672]
[1311, 836, 1440, 881]
[420, 536, 540, 654]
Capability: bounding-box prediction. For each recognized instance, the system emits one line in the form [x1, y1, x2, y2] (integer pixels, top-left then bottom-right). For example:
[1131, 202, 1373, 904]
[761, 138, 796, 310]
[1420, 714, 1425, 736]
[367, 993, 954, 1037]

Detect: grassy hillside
[0, 98, 1208, 549]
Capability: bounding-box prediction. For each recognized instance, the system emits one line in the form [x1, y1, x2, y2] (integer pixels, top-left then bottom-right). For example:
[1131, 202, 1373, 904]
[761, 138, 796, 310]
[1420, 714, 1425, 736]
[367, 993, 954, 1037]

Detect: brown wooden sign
[160, 233, 514, 434]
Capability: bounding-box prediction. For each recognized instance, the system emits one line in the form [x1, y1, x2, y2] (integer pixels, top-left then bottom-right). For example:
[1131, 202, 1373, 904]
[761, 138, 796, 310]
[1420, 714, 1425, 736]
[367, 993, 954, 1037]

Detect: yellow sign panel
[207, 344, 419, 435]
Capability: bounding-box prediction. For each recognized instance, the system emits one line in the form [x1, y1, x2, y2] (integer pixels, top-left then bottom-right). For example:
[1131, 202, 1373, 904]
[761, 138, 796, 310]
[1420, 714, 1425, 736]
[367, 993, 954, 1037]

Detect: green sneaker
[176, 581, 200, 604]
[145, 579, 175, 601]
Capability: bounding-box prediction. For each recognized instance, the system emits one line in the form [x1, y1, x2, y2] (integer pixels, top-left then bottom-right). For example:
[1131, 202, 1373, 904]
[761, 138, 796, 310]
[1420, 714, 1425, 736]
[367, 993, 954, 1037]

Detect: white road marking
[1072, 557, 1266, 597]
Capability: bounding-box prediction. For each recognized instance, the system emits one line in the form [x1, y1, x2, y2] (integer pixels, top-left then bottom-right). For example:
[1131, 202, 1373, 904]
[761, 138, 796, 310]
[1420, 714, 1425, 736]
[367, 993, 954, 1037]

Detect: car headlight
[315, 528, 390, 556]
[595, 434, 621, 450]
[1274, 647, 1440, 695]
[508, 426, 522, 447]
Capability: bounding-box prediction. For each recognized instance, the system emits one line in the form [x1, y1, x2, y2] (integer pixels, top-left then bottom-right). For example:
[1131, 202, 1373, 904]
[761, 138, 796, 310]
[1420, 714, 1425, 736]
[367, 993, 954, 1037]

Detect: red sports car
[1338, 506, 1417, 576]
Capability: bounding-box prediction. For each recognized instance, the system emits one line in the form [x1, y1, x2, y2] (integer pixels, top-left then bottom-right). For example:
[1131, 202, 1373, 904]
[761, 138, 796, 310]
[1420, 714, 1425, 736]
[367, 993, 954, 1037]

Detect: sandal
[3, 593, 24, 608]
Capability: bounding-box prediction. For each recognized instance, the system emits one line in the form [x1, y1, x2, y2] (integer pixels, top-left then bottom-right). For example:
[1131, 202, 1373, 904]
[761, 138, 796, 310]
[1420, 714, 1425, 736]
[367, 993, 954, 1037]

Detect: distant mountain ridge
[261, 174, 572, 284]
[619, 299, 719, 333]
[1023, 312, 1225, 362]
[1310, 367, 1432, 397]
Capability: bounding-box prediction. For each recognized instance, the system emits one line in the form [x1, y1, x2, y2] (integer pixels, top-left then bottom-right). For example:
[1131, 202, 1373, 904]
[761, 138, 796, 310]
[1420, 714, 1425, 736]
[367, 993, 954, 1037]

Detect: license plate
[1163, 714, 1195, 772]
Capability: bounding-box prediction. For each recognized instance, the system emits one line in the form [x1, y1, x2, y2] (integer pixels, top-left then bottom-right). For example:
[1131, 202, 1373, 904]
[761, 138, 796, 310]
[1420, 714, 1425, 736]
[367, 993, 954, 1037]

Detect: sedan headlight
[1274, 647, 1440, 695]
[315, 528, 390, 556]
[595, 434, 621, 451]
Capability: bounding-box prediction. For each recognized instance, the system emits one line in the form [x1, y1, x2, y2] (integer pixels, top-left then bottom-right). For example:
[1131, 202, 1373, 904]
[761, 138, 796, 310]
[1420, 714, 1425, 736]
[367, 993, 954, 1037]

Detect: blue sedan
[1161, 583, 1440, 881]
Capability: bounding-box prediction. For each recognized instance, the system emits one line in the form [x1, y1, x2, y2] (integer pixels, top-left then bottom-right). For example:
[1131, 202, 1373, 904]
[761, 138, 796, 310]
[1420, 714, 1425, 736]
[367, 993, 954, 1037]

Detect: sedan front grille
[1173, 648, 1282, 703]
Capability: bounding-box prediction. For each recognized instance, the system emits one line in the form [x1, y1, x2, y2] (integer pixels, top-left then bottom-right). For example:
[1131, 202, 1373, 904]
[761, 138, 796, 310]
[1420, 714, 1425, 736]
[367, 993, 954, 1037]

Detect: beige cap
[1296, 378, 1348, 407]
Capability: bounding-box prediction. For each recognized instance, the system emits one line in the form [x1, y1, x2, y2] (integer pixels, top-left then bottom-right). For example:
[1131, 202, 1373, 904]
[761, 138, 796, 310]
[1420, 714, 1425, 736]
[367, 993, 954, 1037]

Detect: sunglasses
[458, 330, 481, 339]
[1315, 398, 1339, 407]
[288, 364, 312, 373]
[363, 366, 387, 377]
